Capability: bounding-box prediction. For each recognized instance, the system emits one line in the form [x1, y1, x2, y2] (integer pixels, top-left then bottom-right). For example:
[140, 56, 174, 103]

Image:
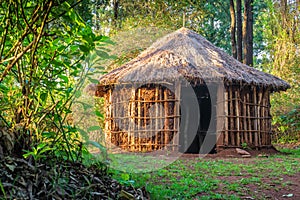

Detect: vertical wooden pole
[224, 90, 229, 146]
[247, 92, 252, 145]
[243, 91, 248, 144]
[118, 89, 121, 148]
[104, 94, 109, 148]
[262, 89, 266, 145]
[110, 89, 118, 148]
[265, 90, 268, 145]
[125, 89, 130, 150]
[164, 89, 169, 150]
[148, 89, 152, 152]
[143, 89, 147, 151]
[124, 88, 128, 148]
[229, 89, 235, 146]
[258, 90, 262, 147]
[155, 86, 159, 150]
[253, 87, 258, 148]
[137, 88, 141, 151]
[130, 87, 136, 151]
[235, 90, 240, 146]
[174, 82, 181, 151]
[216, 84, 225, 150]
[266, 90, 271, 145]
[106, 90, 112, 150]
[263, 89, 268, 145]
[159, 88, 164, 149]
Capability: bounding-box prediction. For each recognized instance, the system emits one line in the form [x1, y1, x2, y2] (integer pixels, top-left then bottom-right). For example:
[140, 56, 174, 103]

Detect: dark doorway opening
[179, 84, 217, 154]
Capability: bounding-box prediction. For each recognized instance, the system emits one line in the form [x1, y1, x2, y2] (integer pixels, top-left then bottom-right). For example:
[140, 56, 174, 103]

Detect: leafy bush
[0, 0, 108, 162]
[272, 106, 300, 144]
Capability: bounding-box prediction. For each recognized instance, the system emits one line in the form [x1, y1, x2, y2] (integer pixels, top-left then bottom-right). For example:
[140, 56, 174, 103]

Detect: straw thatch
[96, 27, 290, 95]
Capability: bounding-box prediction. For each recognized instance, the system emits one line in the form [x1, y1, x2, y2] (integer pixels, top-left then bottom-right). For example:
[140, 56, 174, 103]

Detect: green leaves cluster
[273, 106, 300, 144]
[0, 0, 108, 160]
[261, 0, 300, 143]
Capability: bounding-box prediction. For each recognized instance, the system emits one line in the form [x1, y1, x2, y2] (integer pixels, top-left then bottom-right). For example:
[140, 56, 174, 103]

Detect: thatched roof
[96, 27, 290, 93]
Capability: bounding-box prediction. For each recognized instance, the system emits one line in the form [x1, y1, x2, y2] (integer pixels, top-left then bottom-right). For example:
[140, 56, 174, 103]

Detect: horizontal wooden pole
[108, 99, 180, 105]
[105, 115, 180, 120]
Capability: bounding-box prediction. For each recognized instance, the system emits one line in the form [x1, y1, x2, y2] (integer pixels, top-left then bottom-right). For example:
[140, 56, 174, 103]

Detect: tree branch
[0, 3, 11, 58]
[0, 41, 34, 83]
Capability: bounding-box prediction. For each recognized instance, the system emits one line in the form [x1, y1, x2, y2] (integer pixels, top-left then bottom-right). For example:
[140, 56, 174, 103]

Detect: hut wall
[104, 84, 180, 152]
[217, 85, 272, 149]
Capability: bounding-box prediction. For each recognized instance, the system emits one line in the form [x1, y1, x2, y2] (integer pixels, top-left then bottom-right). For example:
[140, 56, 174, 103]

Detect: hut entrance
[179, 84, 216, 154]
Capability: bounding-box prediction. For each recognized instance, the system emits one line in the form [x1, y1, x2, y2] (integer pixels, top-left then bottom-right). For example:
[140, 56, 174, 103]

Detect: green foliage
[241, 142, 249, 149]
[0, 179, 6, 199]
[111, 0, 232, 53]
[260, 1, 300, 143]
[0, 0, 109, 161]
[272, 106, 300, 144]
[279, 148, 300, 157]
[23, 143, 53, 161]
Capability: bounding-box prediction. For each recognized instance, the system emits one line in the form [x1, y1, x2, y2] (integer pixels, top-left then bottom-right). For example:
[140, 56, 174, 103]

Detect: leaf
[37, 143, 47, 151]
[0, 84, 9, 92]
[77, 128, 89, 141]
[40, 93, 48, 102]
[95, 110, 103, 118]
[76, 101, 93, 111]
[0, 180, 6, 198]
[51, 60, 62, 66]
[95, 50, 110, 59]
[100, 36, 115, 45]
[67, 87, 73, 93]
[58, 75, 69, 83]
[42, 131, 56, 138]
[79, 45, 89, 53]
[88, 77, 99, 84]
[87, 126, 101, 132]
[5, 164, 16, 172]
[70, 45, 79, 52]
[86, 140, 106, 153]
[57, 45, 66, 52]
[121, 173, 130, 181]
[83, 35, 93, 44]
[75, 90, 81, 98]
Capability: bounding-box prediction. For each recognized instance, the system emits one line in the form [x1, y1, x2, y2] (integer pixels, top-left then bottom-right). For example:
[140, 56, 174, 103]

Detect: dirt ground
[181, 147, 300, 200]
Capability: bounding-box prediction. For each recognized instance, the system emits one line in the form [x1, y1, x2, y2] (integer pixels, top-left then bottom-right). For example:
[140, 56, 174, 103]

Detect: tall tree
[243, 0, 253, 66]
[113, 0, 119, 28]
[230, 0, 253, 65]
[236, 0, 243, 62]
[230, 0, 237, 59]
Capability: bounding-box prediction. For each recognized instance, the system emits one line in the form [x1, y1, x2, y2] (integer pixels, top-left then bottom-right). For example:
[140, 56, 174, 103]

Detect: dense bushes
[272, 106, 300, 144]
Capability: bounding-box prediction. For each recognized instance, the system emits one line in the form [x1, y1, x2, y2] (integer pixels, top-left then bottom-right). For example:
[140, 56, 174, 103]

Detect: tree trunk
[280, 0, 287, 28]
[113, 0, 119, 28]
[236, 0, 243, 62]
[230, 0, 237, 59]
[243, 0, 253, 66]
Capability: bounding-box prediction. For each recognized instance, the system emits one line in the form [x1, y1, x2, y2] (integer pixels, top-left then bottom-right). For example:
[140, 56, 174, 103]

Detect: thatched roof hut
[94, 27, 290, 153]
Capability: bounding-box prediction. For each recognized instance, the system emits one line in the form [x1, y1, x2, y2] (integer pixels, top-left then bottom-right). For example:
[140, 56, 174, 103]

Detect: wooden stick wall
[104, 84, 180, 152]
[218, 86, 272, 149]
[103, 83, 273, 153]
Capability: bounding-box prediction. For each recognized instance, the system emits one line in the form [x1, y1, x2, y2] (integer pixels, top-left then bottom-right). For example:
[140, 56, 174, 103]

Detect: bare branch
[0, 40, 34, 83]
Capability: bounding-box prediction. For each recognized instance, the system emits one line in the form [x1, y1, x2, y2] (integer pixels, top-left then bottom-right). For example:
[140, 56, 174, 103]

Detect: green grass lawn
[110, 149, 300, 200]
